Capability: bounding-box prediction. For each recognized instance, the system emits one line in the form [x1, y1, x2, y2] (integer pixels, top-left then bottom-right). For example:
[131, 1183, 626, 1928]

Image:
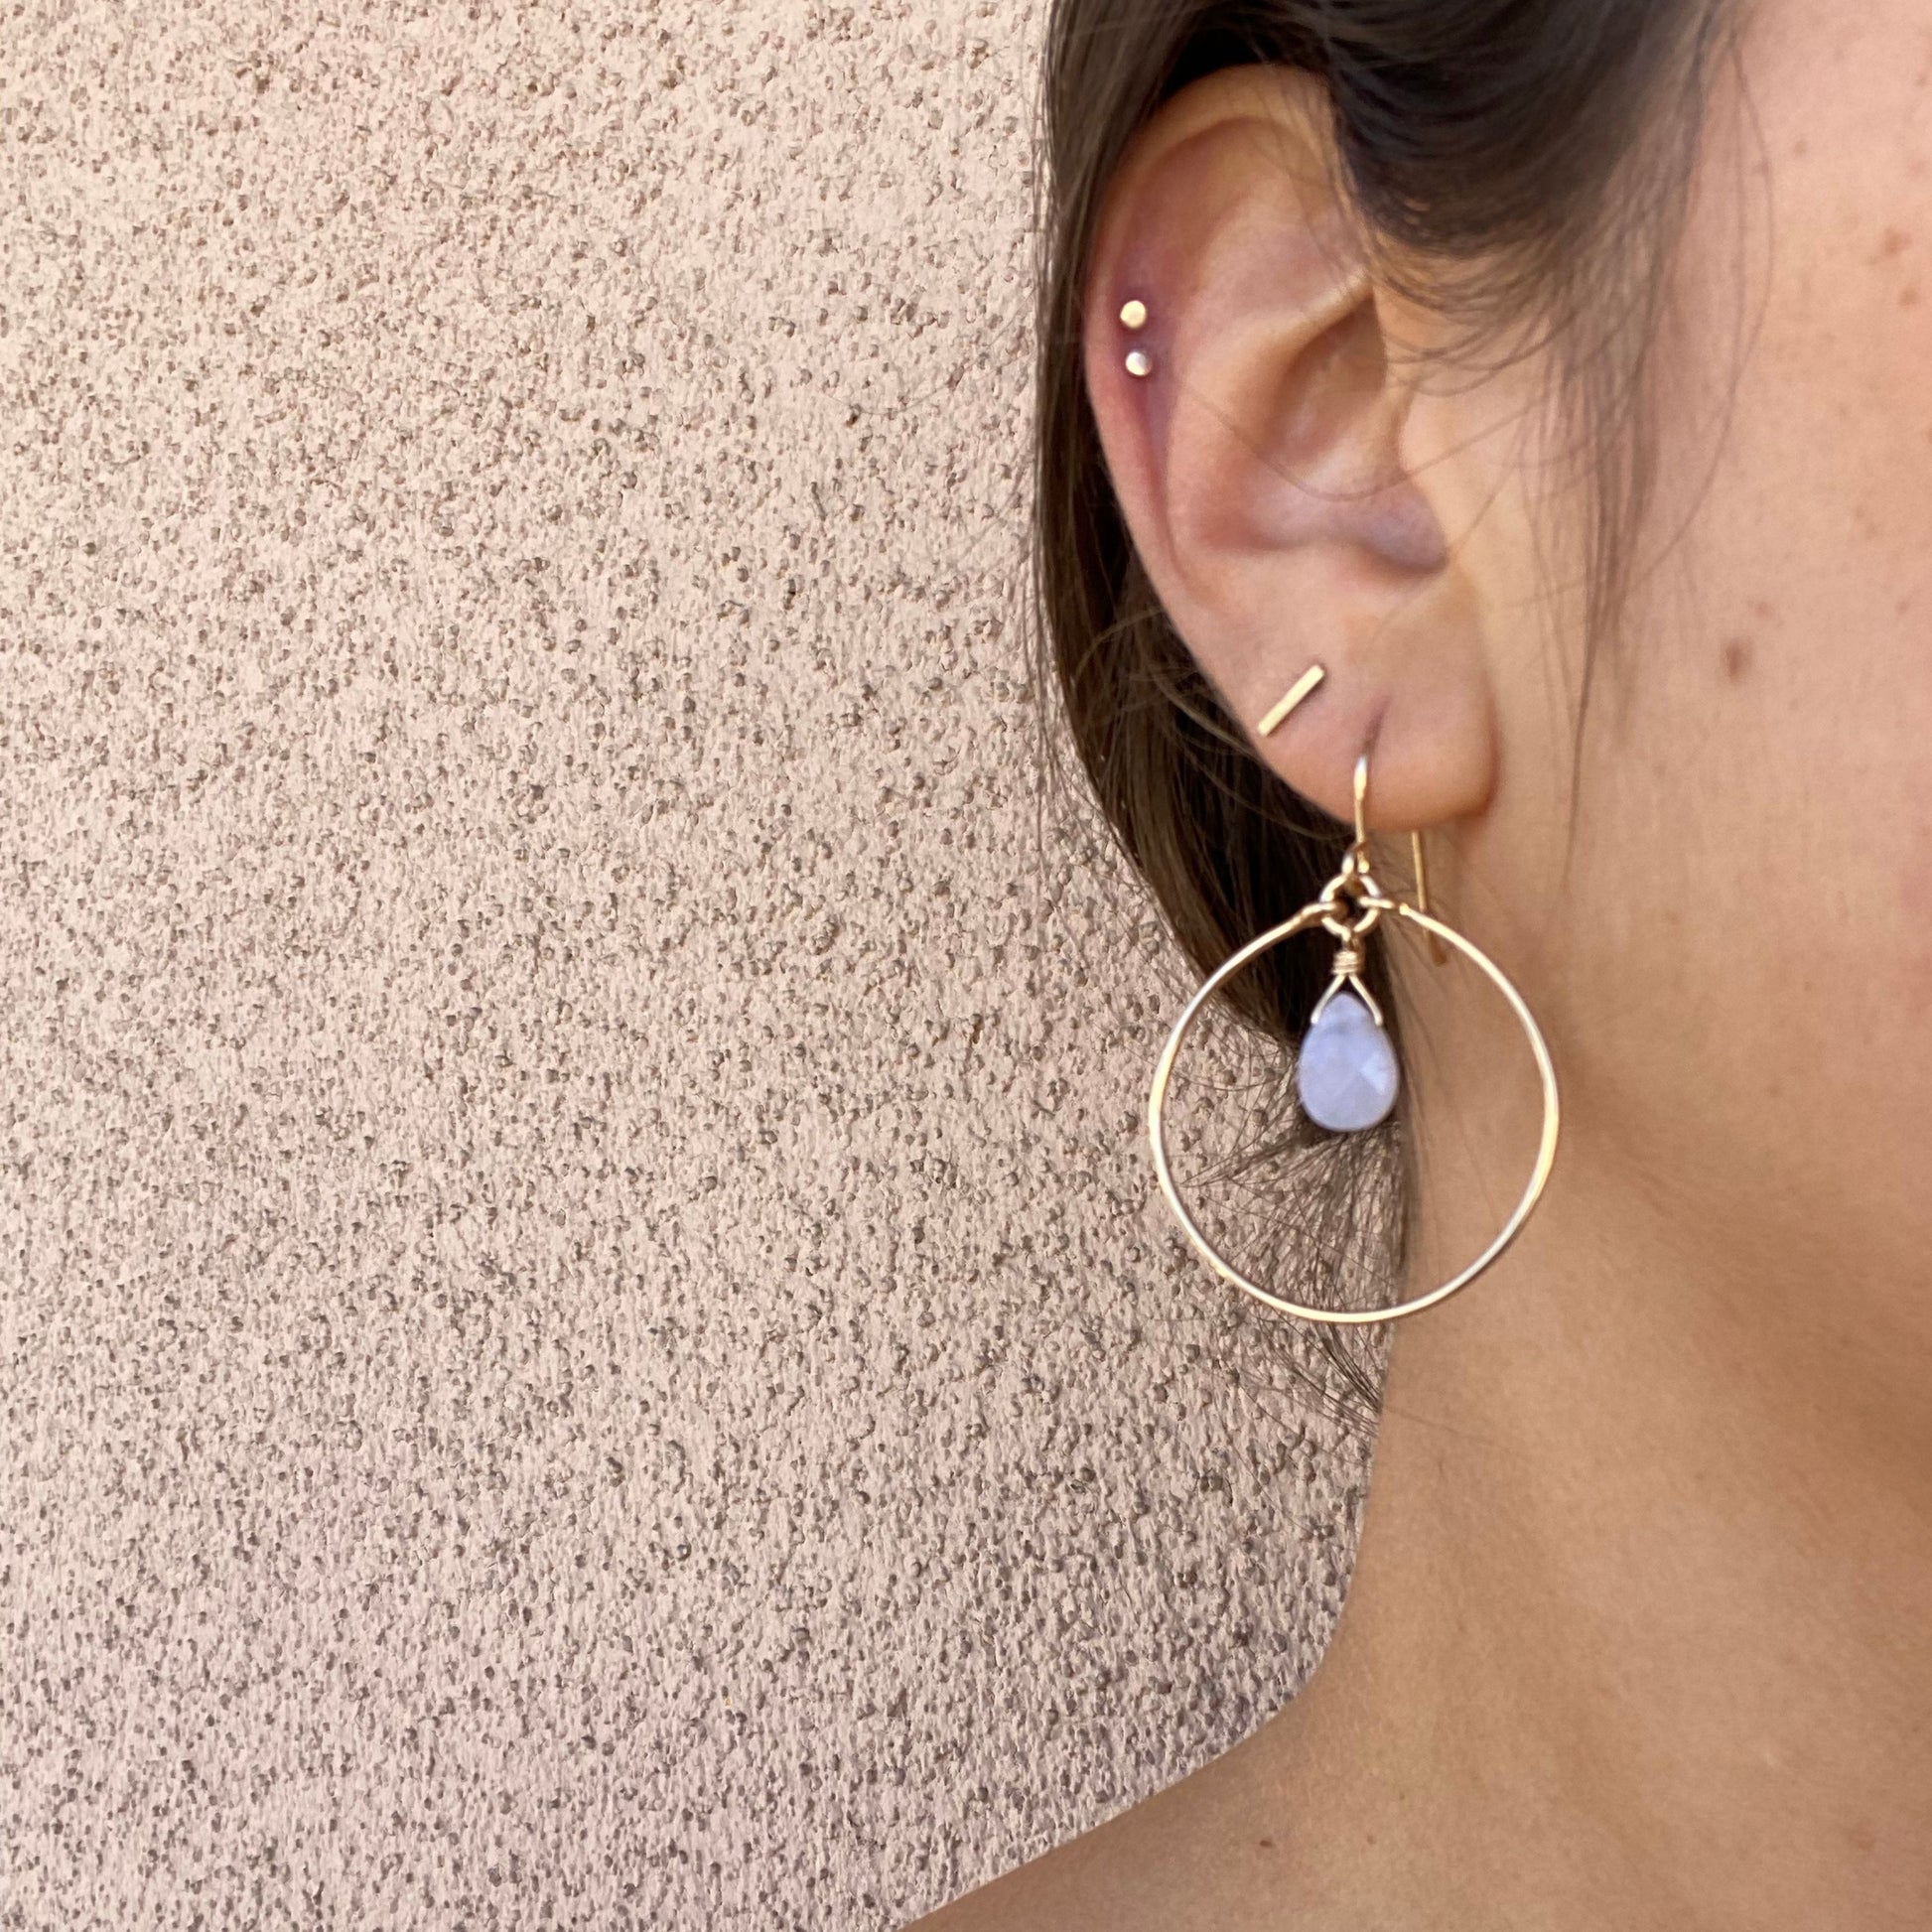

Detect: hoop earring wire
[1146, 754, 1561, 1326]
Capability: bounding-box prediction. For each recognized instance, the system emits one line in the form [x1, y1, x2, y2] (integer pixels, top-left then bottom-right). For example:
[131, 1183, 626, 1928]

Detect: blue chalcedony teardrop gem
[1298, 990, 1400, 1133]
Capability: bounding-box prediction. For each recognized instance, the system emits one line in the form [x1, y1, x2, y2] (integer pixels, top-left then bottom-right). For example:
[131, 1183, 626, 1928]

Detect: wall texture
[0, 5, 1368, 1926]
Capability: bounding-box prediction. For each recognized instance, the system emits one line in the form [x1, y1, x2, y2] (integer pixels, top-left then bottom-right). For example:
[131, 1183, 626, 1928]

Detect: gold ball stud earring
[1120, 296, 1152, 376]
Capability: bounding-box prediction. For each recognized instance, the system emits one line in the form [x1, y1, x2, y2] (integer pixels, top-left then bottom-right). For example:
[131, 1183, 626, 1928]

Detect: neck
[1264, 1115, 1932, 1929]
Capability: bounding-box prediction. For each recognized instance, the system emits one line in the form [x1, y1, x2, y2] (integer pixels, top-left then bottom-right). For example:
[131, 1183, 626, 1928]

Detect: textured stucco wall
[0, 5, 1367, 1926]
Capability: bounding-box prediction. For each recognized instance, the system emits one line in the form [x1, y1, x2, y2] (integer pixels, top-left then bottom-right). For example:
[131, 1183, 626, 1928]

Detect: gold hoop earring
[1146, 754, 1561, 1326]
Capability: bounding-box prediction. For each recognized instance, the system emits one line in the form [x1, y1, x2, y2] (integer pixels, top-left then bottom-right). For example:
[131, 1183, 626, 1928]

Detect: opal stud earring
[1120, 296, 1152, 377]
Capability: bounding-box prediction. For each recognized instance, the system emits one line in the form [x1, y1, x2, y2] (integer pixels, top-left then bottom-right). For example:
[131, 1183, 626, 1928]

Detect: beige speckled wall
[0, 5, 1368, 1926]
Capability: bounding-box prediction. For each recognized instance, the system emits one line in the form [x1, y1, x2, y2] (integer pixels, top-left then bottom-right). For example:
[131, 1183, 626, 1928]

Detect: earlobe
[1084, 67, 1497, 834]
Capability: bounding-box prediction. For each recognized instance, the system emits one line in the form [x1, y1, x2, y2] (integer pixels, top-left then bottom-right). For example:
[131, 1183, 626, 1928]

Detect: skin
[910, 0, 1932, 1926]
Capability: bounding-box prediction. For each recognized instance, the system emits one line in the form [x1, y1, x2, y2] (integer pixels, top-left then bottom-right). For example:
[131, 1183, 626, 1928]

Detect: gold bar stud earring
[1258, 663, 1325, 737]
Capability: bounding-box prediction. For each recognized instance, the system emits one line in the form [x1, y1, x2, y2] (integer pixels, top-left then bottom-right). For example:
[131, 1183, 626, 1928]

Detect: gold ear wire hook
[1360, 753, 1449, 962]
[1413, 831, 1449, 964]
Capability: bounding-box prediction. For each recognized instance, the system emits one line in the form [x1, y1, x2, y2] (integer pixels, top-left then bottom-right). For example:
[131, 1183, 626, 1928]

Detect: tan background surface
[0, 5, 1367, 1926]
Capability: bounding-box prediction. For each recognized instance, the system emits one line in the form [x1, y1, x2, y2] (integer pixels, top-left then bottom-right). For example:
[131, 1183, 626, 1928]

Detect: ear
[1086, 67, 1496, 832]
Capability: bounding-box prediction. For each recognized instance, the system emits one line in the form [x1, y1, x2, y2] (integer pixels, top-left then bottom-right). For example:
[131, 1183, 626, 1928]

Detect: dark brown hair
[1035, 0, 1736, 1363]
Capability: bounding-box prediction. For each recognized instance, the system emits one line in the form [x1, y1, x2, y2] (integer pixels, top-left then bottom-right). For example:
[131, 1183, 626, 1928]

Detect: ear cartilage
[1258, 664, 1327, 737]
[1124, 348, 1153, 378]
[1119, 299, 1149, 331]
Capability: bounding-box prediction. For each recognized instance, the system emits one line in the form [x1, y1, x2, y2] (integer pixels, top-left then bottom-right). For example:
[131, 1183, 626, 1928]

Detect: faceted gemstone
[1297, 990, 1400, 1133]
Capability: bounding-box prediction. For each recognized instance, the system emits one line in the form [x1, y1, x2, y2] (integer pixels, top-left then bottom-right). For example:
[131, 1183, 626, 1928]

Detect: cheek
[1563, 0, 1932, 1237]
[1676, 0, 1932, 654]
[1897, 818, 1932, 1028]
